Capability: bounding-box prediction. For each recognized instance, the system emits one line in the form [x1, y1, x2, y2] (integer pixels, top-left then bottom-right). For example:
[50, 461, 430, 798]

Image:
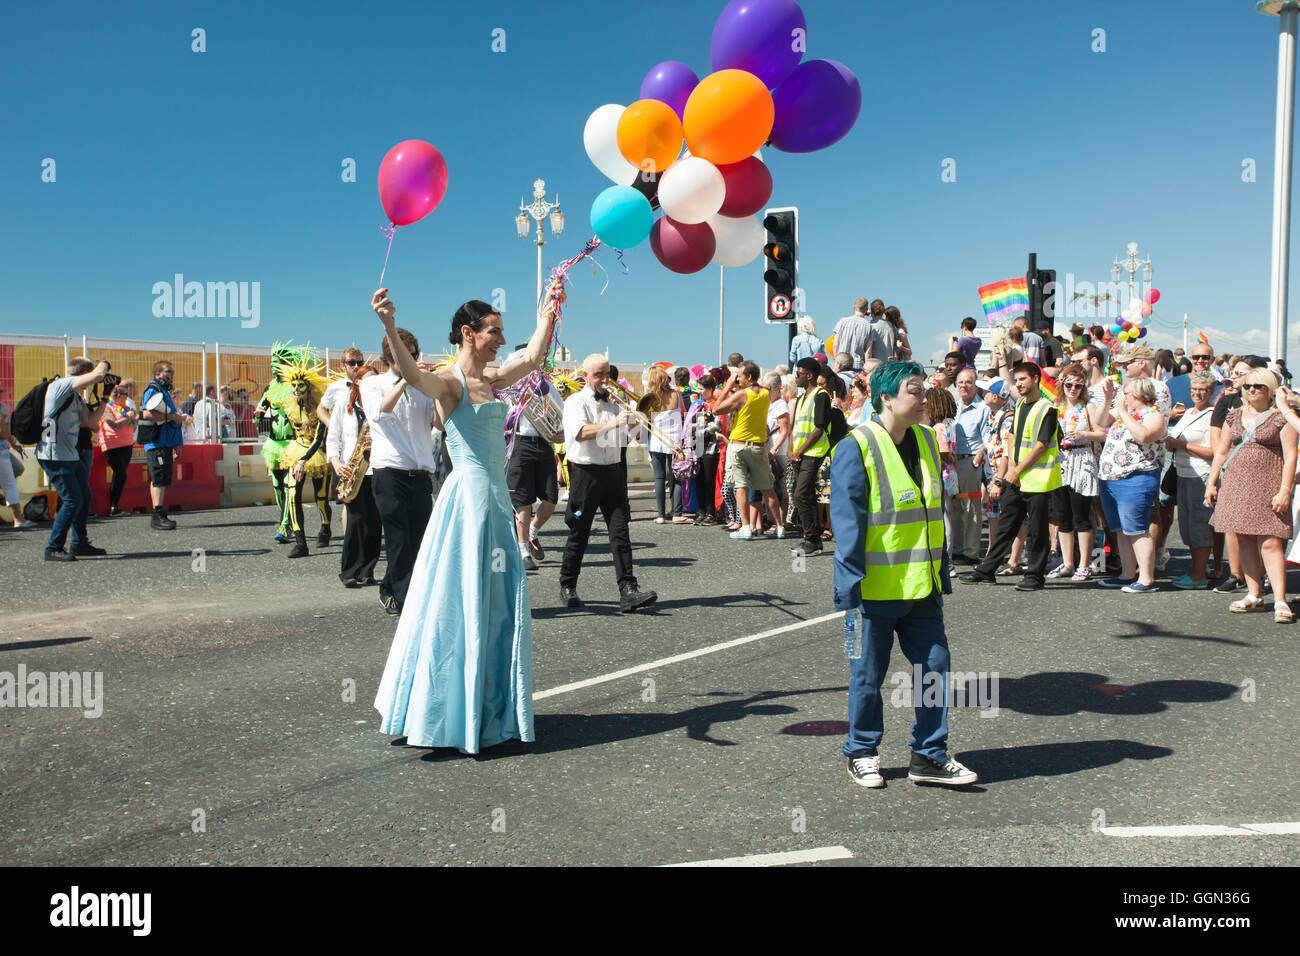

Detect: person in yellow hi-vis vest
[959, 361, 1061, 592]
[830, 360, 978, 789]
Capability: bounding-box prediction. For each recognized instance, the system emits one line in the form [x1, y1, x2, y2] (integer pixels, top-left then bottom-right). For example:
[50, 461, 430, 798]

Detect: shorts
[147, 445, 175, 487]
[1050, 485, 1094, 533]
[725, 442, 772, 491]
[506, 435, 559, 508]
[1176, 473, 1213, 550]
[1098, 470, 1159, 536]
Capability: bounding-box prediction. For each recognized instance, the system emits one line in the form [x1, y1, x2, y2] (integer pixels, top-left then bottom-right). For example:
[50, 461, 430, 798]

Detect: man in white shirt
[503, 344, 560, 571]
[831, 298, 873, 371]
[319, 352, 358, 508]
[361, 329, 436, 614]
[328, 348, 381, 588]
[558, 354, 657, 612]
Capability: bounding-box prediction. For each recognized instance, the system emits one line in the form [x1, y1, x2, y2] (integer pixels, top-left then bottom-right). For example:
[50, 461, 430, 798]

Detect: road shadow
[959, 671, 1238, 717]
[0, 637, 92, 653]
[411, 686, 847, 762]
[531, 591, 811, 620]
[947, 739, 1174, 785]
[100, 548, 274, 560]
[1111, 619, 1254, 647]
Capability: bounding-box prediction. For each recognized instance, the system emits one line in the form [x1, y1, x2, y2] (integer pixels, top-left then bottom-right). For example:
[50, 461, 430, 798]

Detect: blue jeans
[842, 596, 951, 762]
[39, 458, 91, 551]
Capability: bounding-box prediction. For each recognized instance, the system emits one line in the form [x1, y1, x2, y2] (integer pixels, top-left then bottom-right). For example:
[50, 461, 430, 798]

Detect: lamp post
[1260, 1, 1298, 364]
[1111, 241, 1153, 304]
[515, 179, 564, 310]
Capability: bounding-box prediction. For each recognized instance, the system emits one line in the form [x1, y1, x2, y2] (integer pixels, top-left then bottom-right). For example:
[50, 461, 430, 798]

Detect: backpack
[11, 379, 74, 445]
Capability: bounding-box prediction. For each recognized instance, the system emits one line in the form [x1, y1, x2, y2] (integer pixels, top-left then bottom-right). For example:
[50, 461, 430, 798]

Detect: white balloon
[708, 214, 764, 267]
[583, 104, 638, 186]
[657, 156, 726, 224]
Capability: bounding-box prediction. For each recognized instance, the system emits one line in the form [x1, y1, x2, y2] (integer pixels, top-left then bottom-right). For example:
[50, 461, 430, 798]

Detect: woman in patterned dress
[1206, 367, 1296, 621]
[1049, 363, 1106, 580]
[1096, 377, 1167, 592]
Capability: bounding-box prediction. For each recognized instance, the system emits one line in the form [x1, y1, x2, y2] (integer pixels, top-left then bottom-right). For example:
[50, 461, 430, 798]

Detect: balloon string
[378, 224, 396, 286]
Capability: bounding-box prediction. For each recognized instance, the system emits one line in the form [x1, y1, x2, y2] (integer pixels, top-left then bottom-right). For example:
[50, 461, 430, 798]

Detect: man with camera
[139, 360, 193, 530]
[35, 358, 111, 561]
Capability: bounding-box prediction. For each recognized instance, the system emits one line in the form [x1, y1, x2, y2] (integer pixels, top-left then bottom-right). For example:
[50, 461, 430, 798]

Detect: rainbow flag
[978, 276, 1030, 322]
[1197, 332, 1210, 347]
[1039, 368, 1059, 404]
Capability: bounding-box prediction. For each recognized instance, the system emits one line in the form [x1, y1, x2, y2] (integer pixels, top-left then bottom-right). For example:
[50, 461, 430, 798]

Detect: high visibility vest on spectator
[843, 420, 945, 601]
[792, 386, 830, 458]
[1011, 397, 1061, 493]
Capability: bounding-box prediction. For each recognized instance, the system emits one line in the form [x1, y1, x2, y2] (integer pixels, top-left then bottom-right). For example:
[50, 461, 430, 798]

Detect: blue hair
[870, 360, 925, 413]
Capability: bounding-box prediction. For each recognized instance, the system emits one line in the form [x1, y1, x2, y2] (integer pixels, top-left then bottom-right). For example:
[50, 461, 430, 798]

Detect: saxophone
[336, 421, 371, 503]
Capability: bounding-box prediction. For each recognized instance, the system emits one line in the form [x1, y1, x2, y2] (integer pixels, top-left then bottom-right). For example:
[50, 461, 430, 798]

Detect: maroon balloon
[640, 61, 700, 121]
[650, 217, 716, 274]
[716, 156, 773, 217]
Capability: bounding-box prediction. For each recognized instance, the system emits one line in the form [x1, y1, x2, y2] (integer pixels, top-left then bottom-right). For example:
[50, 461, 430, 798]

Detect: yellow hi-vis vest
[1012, 398, 1062, 493]
[792, 386, 830, 458]
[846, 420, 945, 601]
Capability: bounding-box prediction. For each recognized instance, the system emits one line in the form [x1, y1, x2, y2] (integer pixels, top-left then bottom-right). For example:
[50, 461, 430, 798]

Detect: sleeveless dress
[374, 365, 534, 753]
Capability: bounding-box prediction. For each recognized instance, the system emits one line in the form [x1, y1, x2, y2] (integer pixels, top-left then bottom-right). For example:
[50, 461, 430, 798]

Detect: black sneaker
[847, 755, 885, 789]
[317, 529, 331, 547]
[907, 752, 978, 787]
[1013, 578, 1044, 591]
[958, 570, 997, 585]
[151, 510, 177, 530]
[619, 584, 657, 613]
[559, 586, 583, 608]
[44, 547, 76, 562]
[528, 536, 544, 562]
[109, 508, 125, 517]
[790, 542, 824, 557]
[71, 543, 107, 557]
[1213, 575, 1242, 593]
[342, 577, 363, 589]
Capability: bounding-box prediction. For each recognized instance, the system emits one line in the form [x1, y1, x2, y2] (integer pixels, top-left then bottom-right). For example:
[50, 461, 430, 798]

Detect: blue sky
[1, 0, 1295, 368]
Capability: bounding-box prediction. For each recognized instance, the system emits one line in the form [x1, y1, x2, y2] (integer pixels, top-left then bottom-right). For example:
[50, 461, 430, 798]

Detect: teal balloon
[590, 186, 653, 249]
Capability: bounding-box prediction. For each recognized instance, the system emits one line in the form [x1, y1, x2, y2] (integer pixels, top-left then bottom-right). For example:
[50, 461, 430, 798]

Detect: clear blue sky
[1, 0, 1294, 367]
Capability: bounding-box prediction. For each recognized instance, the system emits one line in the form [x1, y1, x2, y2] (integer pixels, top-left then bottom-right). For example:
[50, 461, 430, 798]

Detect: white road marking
[661, 845, 853, 867]
[1101, 822, 1300, 837]
[535, 610, 843, 701]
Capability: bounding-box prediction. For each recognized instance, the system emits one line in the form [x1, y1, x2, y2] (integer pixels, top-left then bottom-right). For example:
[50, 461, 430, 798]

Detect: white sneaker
[519, 548, 538, 571]
[847, 755, 885, 788]
[729, 527, 754, 540]
[774, 526, 785, 539]
[12, 520, 36, 530]
[1156, 548, 1171, 572]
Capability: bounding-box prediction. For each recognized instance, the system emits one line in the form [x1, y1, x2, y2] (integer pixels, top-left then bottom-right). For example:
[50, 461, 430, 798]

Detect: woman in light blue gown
[371, 290, 551, 753]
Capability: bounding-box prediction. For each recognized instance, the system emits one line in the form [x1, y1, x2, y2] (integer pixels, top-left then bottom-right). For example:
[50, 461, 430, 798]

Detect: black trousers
[340, 474, 382, 584]
[976, 484, 1051, 584]
[696, 452, 719, 520]
[373, 468, 434, 609]
[105, 446, 132, 509]
[793, 454, 825, 546]
[560, 461, 635, 589]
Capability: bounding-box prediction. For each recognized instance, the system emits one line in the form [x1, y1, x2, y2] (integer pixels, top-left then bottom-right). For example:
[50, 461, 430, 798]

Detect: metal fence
[0, 334, 647, 444]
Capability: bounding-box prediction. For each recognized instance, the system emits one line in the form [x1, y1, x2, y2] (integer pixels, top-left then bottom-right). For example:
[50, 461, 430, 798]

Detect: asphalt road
[2, 492, 1297, 867]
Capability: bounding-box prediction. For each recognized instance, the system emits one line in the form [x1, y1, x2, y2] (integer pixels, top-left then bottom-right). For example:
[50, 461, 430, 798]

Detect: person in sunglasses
[1208, 355, 1271, 591]
[1206, 368, 1296, 621]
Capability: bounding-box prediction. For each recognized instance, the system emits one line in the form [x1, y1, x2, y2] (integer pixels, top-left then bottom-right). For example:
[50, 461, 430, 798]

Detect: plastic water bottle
[843, 607, 863, 660]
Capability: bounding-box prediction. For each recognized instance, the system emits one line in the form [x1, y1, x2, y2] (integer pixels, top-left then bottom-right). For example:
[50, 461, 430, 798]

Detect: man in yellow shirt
[712, 361, 779, 541]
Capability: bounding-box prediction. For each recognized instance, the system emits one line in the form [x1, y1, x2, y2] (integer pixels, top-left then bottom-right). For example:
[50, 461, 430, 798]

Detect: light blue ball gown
[374, 364, 534, 753]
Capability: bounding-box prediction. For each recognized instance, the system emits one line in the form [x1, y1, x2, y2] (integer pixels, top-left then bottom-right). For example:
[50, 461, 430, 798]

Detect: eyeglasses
[1241, 383, 1269, 392]
[343, 359, 365, 367]
[1191, 355, 1212, 361]
[1063, 382, 1085, 389]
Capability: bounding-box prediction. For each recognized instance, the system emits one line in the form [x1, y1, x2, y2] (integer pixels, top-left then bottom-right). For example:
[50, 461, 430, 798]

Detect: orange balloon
[683, 70, 774, 166]
[617, 100, 684, 176]
[825, 335, 835, 356]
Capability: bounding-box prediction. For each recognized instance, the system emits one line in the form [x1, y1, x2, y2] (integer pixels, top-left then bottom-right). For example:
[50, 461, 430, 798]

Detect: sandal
[654, 517, 666, 524]
[821, 530, 834, 541]
[996, 564, 1024, 576]
[1276, 601, 1294, 624]
[1230, 594, 1265, 613]
[1071, 566, 1093, 582]
[1046, 563, 1075, 579]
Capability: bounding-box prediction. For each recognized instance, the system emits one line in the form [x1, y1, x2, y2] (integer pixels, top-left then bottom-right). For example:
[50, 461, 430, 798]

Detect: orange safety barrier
[88, 444, 225, 516]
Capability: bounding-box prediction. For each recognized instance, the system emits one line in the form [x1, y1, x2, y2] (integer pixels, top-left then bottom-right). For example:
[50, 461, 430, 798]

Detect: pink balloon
[1140, 305, 1152, 318]
[650, 217, 716, 274]
[1146, 288, 1160, 305]
[716, 156, 773, 217]
[378, 140, 448, 226]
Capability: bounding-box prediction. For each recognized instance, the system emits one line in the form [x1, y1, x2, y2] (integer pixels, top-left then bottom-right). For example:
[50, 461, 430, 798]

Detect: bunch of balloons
[584, 0, 860, 274]
[1109, 287, 1160, 344]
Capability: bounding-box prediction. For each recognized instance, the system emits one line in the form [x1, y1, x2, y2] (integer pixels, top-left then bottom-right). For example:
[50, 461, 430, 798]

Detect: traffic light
[763, 206, 798, 324]
[1029, 267, 1056, 336]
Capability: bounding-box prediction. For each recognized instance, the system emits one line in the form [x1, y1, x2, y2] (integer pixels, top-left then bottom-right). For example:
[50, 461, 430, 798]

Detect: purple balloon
[770, 59, 861, 153]
[640, 61, 700, 121]
[710, 0, 806, 89]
